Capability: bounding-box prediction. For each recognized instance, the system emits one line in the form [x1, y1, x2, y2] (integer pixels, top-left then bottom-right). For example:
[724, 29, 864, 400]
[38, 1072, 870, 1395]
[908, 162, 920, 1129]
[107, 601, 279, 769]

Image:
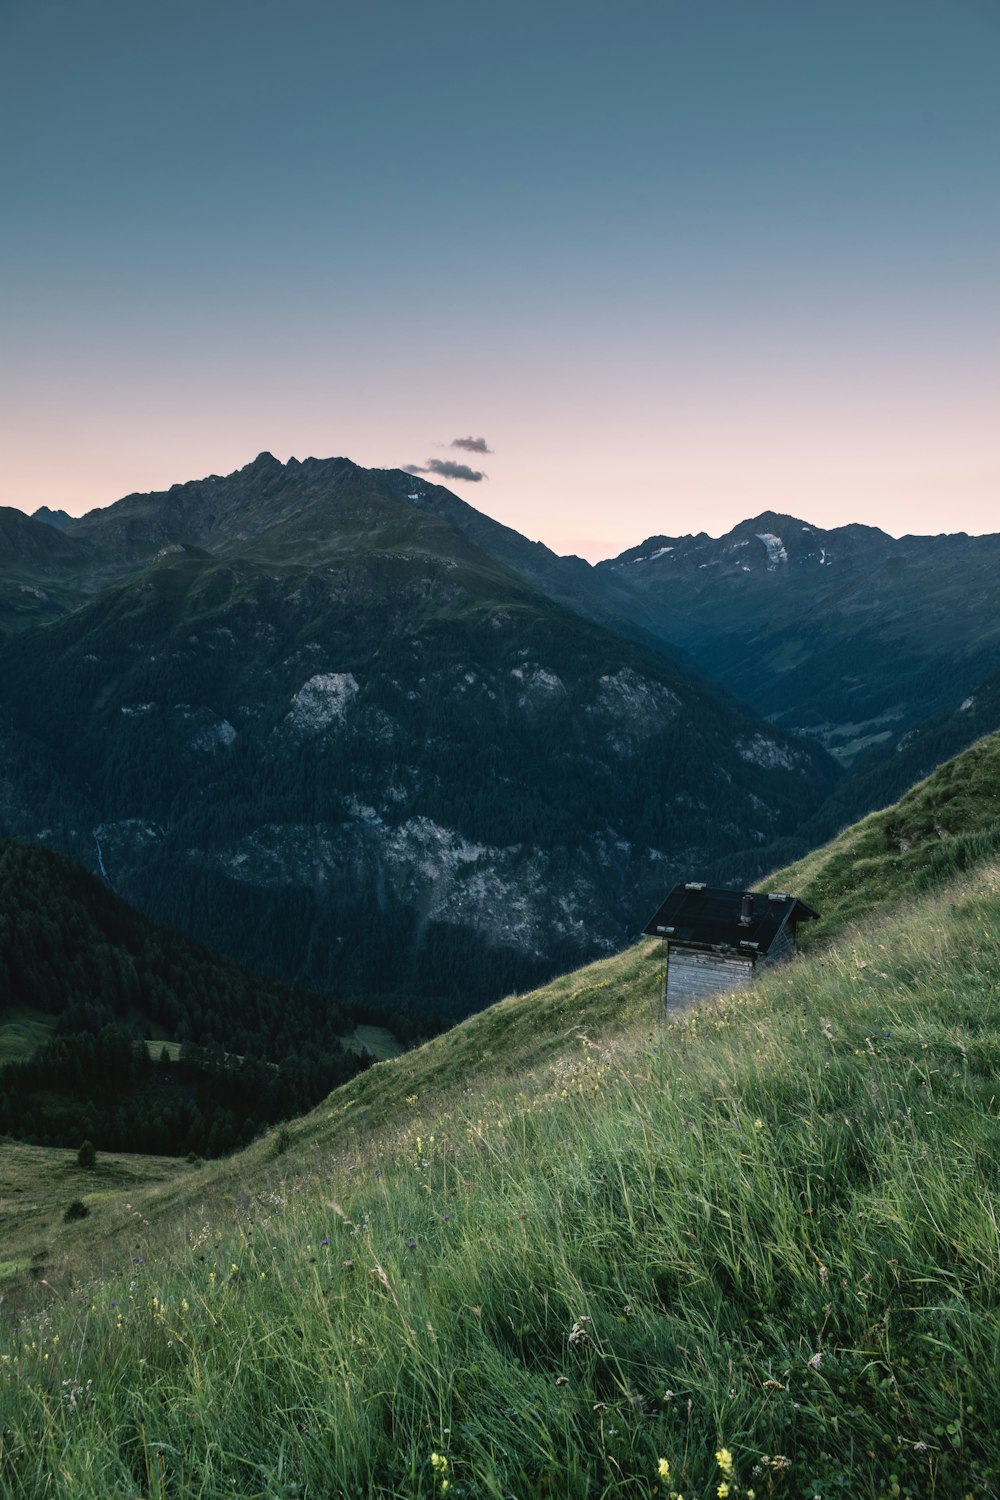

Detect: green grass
[766, 728, 1000, 945]
[3, 861, 1000, 1497]
[0, 1006, 54, 1064]
[345, 1024, 405, 1060]
[0, 1144, 185, 1284]
[4, 735, 1000, 1497]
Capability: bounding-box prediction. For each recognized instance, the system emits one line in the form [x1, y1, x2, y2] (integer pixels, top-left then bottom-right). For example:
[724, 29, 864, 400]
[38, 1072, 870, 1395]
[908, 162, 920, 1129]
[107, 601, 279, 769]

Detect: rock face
[287, 673, 360, 734]
[0, 457, 840, 1017]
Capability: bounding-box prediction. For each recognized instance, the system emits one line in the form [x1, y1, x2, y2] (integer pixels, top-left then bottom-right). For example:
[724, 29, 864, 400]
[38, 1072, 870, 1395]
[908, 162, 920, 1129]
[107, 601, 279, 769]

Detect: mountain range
[4, 453, 1000, 1013]
[402, 493, 1000, 768]
[0, 455, 836, 1013]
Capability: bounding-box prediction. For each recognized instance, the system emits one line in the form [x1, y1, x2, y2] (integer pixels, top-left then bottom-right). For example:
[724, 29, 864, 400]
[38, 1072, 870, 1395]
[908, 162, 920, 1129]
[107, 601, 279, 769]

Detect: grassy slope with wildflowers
[767, 729, 1000, 946]
[3, 742, 1000, 1497]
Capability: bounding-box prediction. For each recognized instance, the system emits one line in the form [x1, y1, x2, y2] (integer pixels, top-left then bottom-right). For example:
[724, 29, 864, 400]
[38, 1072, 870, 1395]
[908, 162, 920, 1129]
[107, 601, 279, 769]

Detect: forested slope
[0, 839, 406, 1155]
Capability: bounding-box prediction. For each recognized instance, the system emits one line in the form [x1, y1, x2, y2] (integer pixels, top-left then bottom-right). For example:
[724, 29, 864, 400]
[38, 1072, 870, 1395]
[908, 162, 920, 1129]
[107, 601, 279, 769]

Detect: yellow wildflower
[716, 1448, 734, 1475]
[658, 1457, 671, 1480]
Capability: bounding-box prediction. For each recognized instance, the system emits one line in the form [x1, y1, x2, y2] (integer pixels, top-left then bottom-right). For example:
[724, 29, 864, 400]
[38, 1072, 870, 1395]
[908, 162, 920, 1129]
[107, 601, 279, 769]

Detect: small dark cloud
[450, 435, 493, 454]
[405, 459, 488, 483]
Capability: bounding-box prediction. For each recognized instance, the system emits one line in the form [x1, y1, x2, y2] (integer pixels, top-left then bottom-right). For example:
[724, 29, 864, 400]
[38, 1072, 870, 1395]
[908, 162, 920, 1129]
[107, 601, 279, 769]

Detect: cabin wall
[757, 926, 796, 969]
[665, 947, 754, 1008]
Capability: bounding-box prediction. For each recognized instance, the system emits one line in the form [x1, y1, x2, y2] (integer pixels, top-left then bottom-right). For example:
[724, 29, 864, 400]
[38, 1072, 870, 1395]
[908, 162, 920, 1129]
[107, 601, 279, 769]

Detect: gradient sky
[2, 0, 998, 560]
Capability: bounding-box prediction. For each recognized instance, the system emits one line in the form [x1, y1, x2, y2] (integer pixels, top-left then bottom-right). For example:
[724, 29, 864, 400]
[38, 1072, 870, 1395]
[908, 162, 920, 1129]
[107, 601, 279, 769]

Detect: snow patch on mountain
[755, 532, 789, 569]
[630, 546, 674, 563]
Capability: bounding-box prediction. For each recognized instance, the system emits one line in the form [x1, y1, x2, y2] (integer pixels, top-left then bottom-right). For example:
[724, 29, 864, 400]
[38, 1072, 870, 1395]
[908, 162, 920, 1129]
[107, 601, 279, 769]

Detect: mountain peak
[244, 451, 282, 472]
[730, 510, 807, 535]
[32, 505, 74, 530]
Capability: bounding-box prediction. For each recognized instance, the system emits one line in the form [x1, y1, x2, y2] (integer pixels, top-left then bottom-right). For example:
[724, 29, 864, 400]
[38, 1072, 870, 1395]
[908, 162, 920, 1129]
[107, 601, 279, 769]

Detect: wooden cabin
[643, 883, 819, 1008]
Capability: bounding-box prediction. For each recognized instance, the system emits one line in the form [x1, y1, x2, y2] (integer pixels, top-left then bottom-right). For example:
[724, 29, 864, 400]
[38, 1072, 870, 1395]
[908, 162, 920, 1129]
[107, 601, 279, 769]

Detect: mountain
[0, 837, 384, 1155]
[392, 470, 681, 656]
[32, 505, 74, 530]
[0, 506, 94, 632]
[4, 732, 1000, 1497]
[779, 665, 1000, 853]
[405, 493, 1000, 881]
[596, 512, 1000, 765]
[357, 490, 1000, 784]
[20, 480, 1000, 772]
[0, 456, 839, 1015]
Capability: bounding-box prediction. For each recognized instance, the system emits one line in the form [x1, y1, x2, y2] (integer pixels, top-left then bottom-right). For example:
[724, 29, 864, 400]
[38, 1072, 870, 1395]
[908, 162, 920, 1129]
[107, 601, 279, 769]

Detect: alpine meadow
[4, 3, 1000, 1497]
[2, 732, 1000, 1497]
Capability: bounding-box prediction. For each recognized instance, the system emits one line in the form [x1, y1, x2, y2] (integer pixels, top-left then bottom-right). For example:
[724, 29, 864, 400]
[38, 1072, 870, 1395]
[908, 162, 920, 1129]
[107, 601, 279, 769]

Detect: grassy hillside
[0, 1145, 184, 1285]
[765, 728, 1000, 942]
[3, 889, 1000, 1492]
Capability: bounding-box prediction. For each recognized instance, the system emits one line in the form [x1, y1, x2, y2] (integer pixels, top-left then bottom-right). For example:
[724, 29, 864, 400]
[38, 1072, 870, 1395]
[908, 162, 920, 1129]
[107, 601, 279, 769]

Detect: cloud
[450, 436, 493, 454]
[405, 459, 488, 483]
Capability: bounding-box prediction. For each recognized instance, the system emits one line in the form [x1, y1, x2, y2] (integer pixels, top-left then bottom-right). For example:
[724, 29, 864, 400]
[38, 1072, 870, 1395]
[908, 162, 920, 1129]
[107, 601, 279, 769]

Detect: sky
[2, 0, 998, 561]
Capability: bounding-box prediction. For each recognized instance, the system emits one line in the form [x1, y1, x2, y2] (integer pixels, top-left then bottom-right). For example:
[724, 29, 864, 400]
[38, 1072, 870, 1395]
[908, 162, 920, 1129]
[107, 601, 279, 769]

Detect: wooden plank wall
[666, 948, 754, 1008]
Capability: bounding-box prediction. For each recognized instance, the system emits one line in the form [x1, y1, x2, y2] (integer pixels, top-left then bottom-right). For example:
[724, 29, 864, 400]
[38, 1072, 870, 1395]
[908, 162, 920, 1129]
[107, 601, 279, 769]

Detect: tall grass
[3, 869, 1000, 1497]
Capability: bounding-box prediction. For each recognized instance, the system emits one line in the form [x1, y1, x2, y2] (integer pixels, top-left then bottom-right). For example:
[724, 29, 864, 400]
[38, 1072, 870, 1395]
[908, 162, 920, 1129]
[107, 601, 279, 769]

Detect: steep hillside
[3, 777, 1000, 1496]
[391, 468, 678, 655]
[764, 728, 1000, 940]
[0, 839, 380, 1156]
[0, 460, 838, 1014]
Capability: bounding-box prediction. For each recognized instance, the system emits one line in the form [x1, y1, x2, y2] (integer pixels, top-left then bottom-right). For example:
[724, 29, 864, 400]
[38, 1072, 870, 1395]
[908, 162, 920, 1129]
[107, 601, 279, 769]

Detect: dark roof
[642, 884, 819, 954]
